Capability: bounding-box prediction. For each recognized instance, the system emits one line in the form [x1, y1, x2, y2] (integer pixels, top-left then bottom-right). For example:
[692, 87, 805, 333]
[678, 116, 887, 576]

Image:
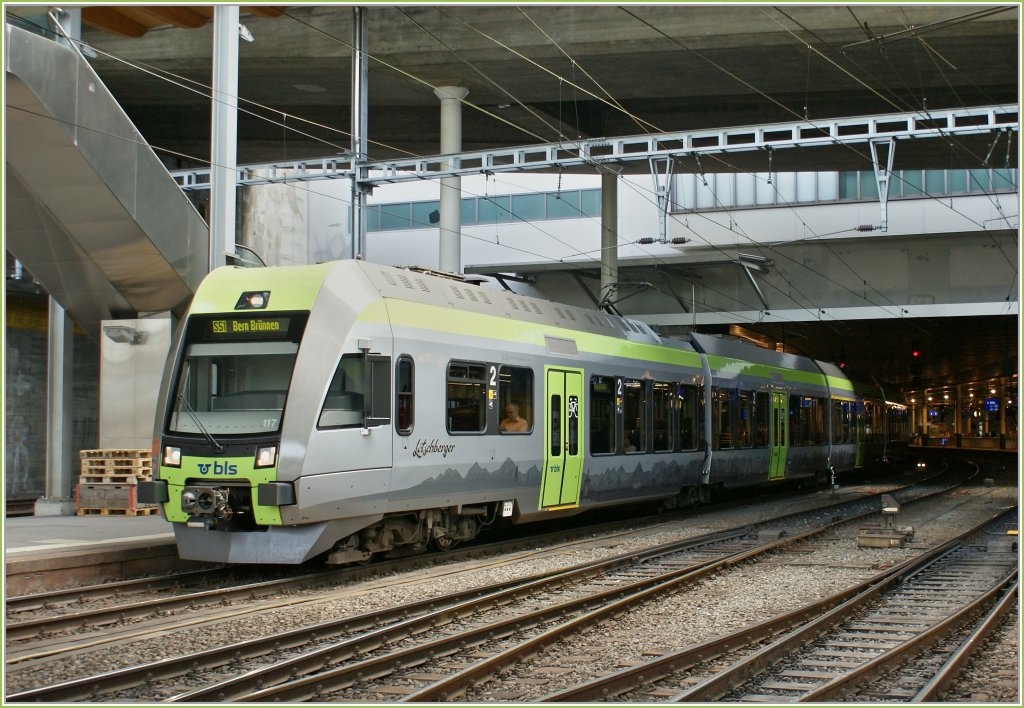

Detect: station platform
[3, 513, 191, 595]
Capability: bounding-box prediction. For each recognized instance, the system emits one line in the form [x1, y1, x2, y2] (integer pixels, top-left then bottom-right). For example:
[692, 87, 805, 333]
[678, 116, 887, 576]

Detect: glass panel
[754, 392, 769, 447]
[969, 169, 992, 192]
[546, 191, 581, 219]
[581, 188, 601, 216]
[319, 355, 372, 429]
[511, 193, 544, 221]
[838, 171, 859, 200]
[948, 169, 968, 193]
[716, 388, 735, 449]
[925, 170, 945, 194]
[992, 169, 1016, 191]
[788, 395, 803, 447]
[775, 172, 797, 203]
[735, 173, 756, 206]
[446, 361, 487, 433]
[859, 171, 879, 199]
[678, 384, 699, 450]
[499, 366, 533, 434]
[795, 172, 816, 202]
[365, 204, 381, 231]
[590, 376, 616, 454]
[902, 170, 924, 196]
[817, 172, 838, 201]
[478, 195, 510, 223]
[696, 179, 716, 209]
[652, 382, 674, 452]
[379, 202, 412, 230]
[623, 379, 645, 453]
[714, 173, 734, 207]
[170, 315, 306, 436]
[550, 395, 562, 457]
[737, 391, 753, 447]
[461, 197, 477, 225]
[411, 200, 440, 229]
[755, 172, 776, 205]
[568, 394, 579, 456]
[396, 357, 414, 434]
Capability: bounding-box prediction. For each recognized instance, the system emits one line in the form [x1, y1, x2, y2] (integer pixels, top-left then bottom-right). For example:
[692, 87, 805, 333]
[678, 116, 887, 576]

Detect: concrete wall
[4, 297, 98, 500]
[99, 315, 173, 450]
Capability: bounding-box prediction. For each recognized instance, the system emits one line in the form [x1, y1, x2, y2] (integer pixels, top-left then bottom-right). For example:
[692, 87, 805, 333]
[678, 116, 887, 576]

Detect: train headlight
[163, 446, 182, 467]
[255, 445, 278, 468]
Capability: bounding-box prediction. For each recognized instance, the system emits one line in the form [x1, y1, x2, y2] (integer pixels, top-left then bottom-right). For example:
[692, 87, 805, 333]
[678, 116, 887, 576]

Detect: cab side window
[319, 354, 391, 429]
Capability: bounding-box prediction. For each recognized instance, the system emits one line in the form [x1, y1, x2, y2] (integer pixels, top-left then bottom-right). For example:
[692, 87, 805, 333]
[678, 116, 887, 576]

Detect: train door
[540, 366, 584, 509]
[769, 391, 787, 480]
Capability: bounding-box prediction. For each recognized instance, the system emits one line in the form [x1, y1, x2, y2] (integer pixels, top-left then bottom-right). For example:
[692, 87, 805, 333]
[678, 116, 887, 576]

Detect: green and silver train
[140, 260, 907, 565]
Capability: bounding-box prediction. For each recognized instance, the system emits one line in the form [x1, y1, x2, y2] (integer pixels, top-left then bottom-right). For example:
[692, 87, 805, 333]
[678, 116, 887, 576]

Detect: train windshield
[168, 313, 307, 437]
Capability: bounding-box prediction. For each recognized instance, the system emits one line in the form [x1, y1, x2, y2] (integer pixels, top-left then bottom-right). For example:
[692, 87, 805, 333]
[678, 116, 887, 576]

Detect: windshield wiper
[176, 393, 226, 453]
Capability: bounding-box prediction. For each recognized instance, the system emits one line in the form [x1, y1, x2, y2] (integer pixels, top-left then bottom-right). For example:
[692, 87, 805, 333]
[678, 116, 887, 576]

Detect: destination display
[205, 316, 293, 340]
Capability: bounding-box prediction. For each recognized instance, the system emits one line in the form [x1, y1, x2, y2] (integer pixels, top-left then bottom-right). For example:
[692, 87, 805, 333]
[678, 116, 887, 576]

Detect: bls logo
[197, 461, 238, 475]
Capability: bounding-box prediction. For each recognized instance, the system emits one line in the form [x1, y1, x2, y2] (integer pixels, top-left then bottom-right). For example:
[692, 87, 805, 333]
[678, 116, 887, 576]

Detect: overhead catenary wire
[19, 9, 1011, 325]
[614, 6, 1017, 305]
[425, 7, 890, 323]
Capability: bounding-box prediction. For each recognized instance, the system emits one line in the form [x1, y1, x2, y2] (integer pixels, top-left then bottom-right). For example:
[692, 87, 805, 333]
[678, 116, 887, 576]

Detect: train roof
[355, 261, 697, 353]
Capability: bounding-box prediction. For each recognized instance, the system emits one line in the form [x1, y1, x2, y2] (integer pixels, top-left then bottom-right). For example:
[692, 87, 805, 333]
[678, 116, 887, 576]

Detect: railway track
[544, 510, 1018, 703]
[6, 473, 971, 703]
[4, 474, 915, 642]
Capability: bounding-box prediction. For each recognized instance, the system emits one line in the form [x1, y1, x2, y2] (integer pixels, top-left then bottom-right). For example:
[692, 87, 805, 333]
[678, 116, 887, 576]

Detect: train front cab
[142, 263, 395, 564]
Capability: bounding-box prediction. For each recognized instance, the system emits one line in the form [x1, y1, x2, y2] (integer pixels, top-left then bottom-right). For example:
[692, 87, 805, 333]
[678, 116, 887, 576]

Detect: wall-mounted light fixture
[103, 325, 142, 345]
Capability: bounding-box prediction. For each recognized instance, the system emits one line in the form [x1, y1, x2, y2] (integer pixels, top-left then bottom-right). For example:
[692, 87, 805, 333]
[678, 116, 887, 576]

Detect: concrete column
[600, 172, 619, 306]
[434, 86, 469, 274]
[36, 298, 75, 515]
[349, 6, 368, 260]
[210, 5, 240, 271]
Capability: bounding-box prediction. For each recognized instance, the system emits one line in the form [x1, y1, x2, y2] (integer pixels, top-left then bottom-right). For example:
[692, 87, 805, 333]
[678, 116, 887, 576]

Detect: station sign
[985, 398, 999, 412]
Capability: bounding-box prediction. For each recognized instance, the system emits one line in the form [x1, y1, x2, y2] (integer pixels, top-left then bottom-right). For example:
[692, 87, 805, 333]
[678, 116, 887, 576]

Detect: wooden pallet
[79, 473, 153, 485]
[80, 449, 150, 459]
[79, 449, 152, 477]
[76, 506, 160, 517]
[81, 457, 152, 469]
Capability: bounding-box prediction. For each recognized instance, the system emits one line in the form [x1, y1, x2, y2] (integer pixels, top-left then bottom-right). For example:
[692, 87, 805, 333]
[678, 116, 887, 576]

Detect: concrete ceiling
[73, 4, 1020, 167]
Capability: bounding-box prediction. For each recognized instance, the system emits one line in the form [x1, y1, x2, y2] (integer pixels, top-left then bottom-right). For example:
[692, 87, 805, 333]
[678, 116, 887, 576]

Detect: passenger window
[590, 376, 616, 454]
[737, 391, 753, 448]
[754, 392, 769, 447]
[499, 365, 533, 434]
[715, 387, 736, 450]
[550, 395, 562, 456]
[319, 354, 391, 429]
[677, 383, 699, 451]
[623, 379, 645, 453]
[652, 382, 674, 452]
[396, 356, 414, 435]
[447, 361, 487, 433]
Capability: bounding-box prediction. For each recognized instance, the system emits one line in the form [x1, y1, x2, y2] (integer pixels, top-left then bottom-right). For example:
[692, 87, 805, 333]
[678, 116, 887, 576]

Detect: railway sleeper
[326, 506, 492, 564]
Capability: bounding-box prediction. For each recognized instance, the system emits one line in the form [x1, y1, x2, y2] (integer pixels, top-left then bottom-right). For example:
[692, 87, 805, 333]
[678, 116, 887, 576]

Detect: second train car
[141, 260, 907, 565]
